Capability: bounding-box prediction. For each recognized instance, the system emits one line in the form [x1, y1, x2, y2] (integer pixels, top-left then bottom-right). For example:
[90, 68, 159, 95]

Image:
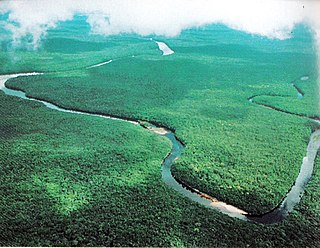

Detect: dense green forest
[6, 25, 318, 213]
[1, 91, 319, 247]
[1, 19, 319, 246]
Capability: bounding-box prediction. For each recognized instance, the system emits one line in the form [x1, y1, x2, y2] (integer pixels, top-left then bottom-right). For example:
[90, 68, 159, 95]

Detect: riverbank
[1, 72, 320, 246]
[2, 73, 319, 225]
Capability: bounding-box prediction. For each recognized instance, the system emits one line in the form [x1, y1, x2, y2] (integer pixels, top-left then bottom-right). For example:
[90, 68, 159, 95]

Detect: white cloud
[1, 0, 320, 106]
[0, 0, 318, 46]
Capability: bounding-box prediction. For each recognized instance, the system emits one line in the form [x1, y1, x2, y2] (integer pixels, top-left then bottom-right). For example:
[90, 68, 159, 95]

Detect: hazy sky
[0, 0, 319, 48]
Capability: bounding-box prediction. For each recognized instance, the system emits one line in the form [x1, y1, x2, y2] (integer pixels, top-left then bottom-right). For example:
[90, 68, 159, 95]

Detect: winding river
[1, 72, 319, 225]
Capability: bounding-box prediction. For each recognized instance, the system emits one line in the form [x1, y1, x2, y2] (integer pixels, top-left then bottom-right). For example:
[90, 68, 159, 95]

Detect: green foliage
[1, 93, 320, 247]
[253, 73, 319, 117]
[1, 19, 319, 246]
[6, 25, 317, 213]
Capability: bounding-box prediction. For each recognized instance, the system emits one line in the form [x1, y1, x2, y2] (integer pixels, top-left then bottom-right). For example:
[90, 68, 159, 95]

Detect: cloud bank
[1, 0, 320, 108]
[0, 0, 319, 48]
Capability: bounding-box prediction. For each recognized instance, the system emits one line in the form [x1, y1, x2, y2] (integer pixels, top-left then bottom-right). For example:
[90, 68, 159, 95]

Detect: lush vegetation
[6, 24, 318, 214]
[1, 86, 320, 247]
[0, 16, 159, 74]
[1, 16, 319, 246]
[251, 71, 319, 117]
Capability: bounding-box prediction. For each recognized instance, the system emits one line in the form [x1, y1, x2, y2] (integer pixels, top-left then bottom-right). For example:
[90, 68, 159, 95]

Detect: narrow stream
[292, 83, 304, 99]
[1, 73, 319, 224]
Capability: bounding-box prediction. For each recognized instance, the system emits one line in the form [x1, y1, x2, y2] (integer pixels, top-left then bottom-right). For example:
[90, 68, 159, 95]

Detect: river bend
[1, 73, 319, 224]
